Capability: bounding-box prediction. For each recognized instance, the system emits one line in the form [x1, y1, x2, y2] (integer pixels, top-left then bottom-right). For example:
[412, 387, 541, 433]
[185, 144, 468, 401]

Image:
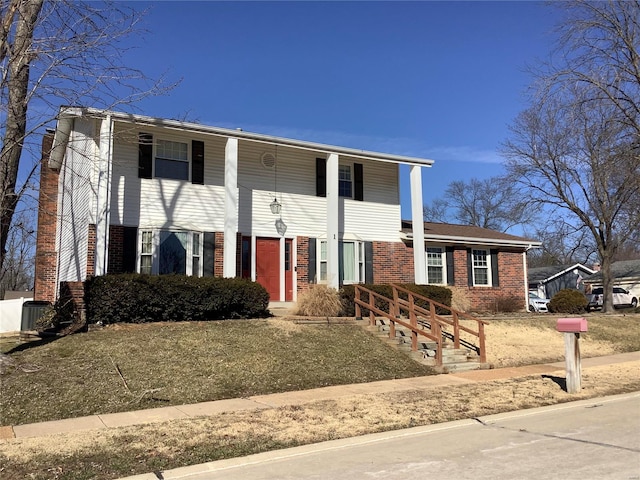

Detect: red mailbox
[556, 317, 588, 333]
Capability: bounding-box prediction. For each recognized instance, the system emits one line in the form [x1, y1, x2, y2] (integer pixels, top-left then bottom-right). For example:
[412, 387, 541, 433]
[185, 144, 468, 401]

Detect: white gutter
[57, 106, 435, 167]
[49, 117, 73, 169]
[402, 231, 542, 249]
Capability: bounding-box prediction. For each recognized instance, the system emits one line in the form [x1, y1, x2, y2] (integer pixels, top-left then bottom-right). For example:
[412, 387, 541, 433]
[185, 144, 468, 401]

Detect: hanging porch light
[270, 198, 282, 215]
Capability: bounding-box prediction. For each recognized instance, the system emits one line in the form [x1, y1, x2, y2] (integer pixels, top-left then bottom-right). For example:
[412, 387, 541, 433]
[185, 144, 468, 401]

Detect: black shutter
[308, 238, 316, 283]
[192, 140, 204, 185]
[446, 246, 455, 286]
[316, 158, 326, 197]
[338, 241, 344, 284]
[467, 249, 473, 287]
[491, 249, 500, 287]
[365, 241, 374, 284]
[123, 227, 138, 273]
[138, 133, 153, 179]
[354, 163, 363, 201]
[203, 232, 215, 277]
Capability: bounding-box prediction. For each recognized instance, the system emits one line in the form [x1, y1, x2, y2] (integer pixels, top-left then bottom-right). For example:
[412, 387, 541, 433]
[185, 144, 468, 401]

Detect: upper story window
[472, 249, 491, 286]
[155, 140, 189, 181]
[338, 165, 353, 198]
[316, 159, 364, 201]
[426, 247, 445, 284]
[138, 133, 205, 184]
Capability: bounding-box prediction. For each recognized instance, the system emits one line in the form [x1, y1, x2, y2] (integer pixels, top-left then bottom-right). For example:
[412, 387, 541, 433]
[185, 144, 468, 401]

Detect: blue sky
[118, 1, 559, 219]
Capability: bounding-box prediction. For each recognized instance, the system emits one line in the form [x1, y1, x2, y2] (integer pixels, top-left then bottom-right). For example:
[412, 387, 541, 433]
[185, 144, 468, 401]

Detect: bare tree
[0, 209, 34, 298]
[524, 219, 597, 268]
[503, 0, 640, 312]
[423, 176, 535, 233]
[0, 0, 174, 272]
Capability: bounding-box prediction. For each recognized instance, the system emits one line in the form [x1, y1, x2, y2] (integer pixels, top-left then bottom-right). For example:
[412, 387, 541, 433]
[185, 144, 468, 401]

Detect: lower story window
[426, 247, 445, 284]
[319, 240, 365, 284]
[139, 230, 202, 276]
[472, 249, 490, 286]
[140, 231, 153, 275]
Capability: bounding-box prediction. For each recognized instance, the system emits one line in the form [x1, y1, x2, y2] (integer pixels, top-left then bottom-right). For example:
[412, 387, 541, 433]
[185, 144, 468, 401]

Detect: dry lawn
[483, 317, 618, 367]
[0, 313, 639, 480]
[1, 360, 638, 480]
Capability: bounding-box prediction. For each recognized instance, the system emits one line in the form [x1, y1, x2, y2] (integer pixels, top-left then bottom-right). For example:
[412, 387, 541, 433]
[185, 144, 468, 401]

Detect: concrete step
[438, 361, 484, 373]
[364, 319, 482, 372]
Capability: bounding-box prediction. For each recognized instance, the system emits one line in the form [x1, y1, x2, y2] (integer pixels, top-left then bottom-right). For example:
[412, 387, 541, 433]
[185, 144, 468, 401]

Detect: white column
[523, 250, 529, 309]
[95, 116, 113, 276]
[326, 153, 340, 289]
[279, 237, 286, 302]
[224, 138, 239, 278]
[410, 165, 427, 284]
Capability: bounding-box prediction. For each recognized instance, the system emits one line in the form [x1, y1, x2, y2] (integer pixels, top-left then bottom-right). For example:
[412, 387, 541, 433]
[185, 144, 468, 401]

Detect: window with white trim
[426, 247, 445, 284]
[472, 249, 491, 286]
[138, 230, 202, 276]
[140, 231, 153, 275]
[319, 240, 365, 284]
[155, 140, 189, 181]
[191, 232, 201, 276]
[338, 165, 352, 198]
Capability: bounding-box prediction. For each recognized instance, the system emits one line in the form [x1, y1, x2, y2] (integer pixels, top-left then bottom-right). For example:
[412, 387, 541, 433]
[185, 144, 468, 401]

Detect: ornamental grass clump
[295, 285, 343, 317]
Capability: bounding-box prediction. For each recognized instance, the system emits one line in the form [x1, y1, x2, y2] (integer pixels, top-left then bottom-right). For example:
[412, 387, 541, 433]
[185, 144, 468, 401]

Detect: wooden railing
[354, 284, 489, 365]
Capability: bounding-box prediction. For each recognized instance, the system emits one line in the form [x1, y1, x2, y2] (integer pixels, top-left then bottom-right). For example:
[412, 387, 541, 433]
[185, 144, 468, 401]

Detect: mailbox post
[556, 318, 588, 394]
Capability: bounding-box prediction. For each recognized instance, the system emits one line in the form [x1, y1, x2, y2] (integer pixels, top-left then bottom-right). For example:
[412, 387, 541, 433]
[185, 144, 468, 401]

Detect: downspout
[53, 117, 74, 300]
[523, 244, 534, 311]
[95, 115, 113, 276]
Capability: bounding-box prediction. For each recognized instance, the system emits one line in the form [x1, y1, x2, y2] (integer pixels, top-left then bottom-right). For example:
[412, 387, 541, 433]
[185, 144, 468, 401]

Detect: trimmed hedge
[548, 289, 588, 314]
[85, 274, 270, 324]
[340, 283, 452, 317]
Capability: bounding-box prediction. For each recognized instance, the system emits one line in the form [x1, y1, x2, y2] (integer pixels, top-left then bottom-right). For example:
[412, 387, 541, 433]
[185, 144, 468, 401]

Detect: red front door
[256, 238, 280, 300]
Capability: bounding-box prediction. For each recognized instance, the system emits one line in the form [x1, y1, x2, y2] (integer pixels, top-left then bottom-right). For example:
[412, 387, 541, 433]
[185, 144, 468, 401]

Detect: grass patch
[0, 320, 434, 426]
[0, 314, 639, 479]
[1, 361, 638, 480]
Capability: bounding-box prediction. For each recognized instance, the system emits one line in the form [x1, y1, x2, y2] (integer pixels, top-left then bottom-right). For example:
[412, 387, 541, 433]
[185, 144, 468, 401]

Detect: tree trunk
[0, 0, 43, 272]
[600, 249, 615, 314]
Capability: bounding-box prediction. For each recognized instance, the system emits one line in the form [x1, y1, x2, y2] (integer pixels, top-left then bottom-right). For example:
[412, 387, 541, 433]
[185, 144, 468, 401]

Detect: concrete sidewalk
[1, 350, 638, 441]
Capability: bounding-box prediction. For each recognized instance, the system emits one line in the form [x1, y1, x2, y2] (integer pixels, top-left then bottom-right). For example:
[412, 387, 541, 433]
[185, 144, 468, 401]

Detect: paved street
[126, 392, 640, 480]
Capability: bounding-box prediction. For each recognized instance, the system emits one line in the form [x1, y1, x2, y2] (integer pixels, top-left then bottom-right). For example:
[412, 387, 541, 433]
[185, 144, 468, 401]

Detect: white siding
[108, 122, 403, 241]
[237, 141, 402, 241]
[57, 118, 96, 282]
[110, 122, 227, 231]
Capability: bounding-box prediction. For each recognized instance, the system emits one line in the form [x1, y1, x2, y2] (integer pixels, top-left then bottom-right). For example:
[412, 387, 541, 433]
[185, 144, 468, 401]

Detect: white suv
[586, 287, 638, 311]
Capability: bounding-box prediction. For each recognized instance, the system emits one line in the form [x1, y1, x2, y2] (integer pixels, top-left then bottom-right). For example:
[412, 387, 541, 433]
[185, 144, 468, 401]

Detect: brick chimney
[33, 132, 59, 302]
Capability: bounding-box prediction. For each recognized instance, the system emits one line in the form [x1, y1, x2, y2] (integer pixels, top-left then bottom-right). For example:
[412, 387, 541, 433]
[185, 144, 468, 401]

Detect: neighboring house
[34, 106, 540, 312]
[528, 263, 596, 300]
[584, 259, 640, 300]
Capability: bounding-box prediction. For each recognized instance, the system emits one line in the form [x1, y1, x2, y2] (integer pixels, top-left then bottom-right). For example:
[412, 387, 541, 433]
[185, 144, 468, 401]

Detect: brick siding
[86, 224, 96, 277]
[368, 242, 526, 312]
[296, 236, 310, 294]
[372, 241, 415, 284]
[446, 247, 525, 311]
[33, 133, 59, 303]
[107, 225, 124, 274]
[214, 232, 224, 277]
[58, 281, 85, 319]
